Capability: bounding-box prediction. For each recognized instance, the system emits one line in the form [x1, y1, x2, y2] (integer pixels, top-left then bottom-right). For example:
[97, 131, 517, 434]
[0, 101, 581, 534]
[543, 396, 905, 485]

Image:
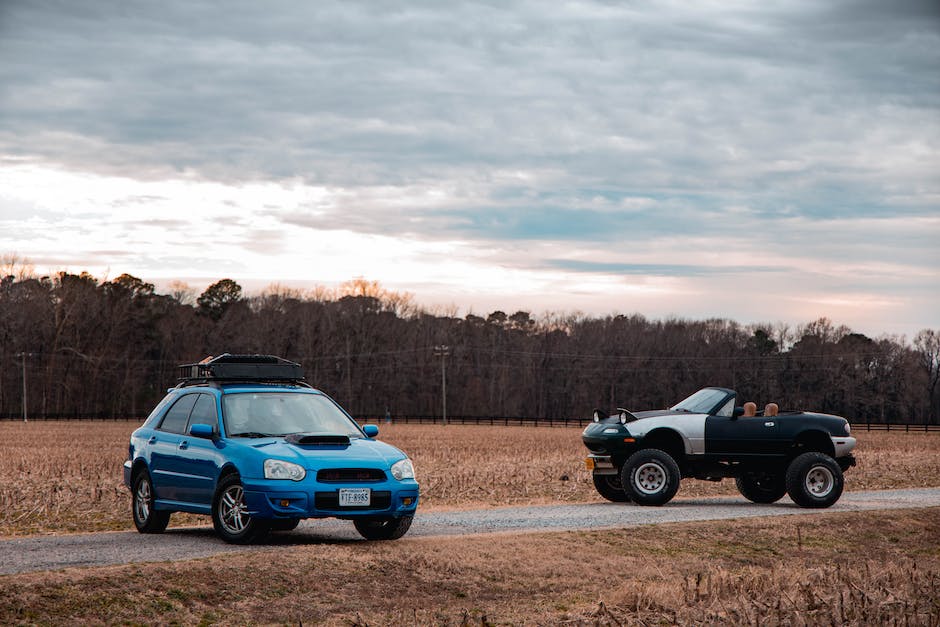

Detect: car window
[188, 394, 219, 432]
[716, 398, 735, 417]
[222, 392, 362, 437]
[158, 394, 198, 434]
[671, 388, 729, 414]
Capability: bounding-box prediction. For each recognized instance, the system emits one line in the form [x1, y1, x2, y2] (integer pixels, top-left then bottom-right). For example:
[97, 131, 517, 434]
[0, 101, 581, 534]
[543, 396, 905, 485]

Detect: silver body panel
[831, 436, 857, 458]
[627, 413, 708, 455]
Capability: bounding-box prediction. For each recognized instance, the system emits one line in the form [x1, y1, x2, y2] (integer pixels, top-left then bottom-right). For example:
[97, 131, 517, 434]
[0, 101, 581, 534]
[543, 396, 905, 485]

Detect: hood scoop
[285, 433, 351, 446]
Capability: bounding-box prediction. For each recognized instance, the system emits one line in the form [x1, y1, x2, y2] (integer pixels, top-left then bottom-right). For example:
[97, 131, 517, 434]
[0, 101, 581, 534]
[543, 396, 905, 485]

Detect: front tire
[353, 516, 413, 540]
[212, 475, 270, 544]
[785, 452, 844, 508]
[735, 472, 787, 504]
[621, 449, 681, 506]
[592, 473, 631, 502]
[132, 470, 170, 534]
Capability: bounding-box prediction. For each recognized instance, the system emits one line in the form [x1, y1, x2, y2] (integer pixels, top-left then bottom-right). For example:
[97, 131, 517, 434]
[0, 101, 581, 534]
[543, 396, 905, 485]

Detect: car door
[705, 412, 781, 459]
[175, 393, 224, 505]
[148, 393, 199, 502]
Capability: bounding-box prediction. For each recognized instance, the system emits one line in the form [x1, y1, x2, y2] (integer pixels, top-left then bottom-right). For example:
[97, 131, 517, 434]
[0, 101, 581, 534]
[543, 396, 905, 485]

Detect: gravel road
[2, 487, 939, 576]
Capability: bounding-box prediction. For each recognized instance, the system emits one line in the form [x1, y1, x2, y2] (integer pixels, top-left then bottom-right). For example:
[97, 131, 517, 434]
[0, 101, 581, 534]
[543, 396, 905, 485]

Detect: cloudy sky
[1, 1, 938, 337]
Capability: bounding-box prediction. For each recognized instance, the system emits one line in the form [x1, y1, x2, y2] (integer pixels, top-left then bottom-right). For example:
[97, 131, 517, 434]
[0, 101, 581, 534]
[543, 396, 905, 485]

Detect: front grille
[315, 491, 391, 511]
[317, 468, 386, 483]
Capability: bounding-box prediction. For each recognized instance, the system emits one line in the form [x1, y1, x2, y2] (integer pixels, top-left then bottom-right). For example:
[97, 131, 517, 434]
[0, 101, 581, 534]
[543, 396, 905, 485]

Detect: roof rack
[177, 354, 305, 383]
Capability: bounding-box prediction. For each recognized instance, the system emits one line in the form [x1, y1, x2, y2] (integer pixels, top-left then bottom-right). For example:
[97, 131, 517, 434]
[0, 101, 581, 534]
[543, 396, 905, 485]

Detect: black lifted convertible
[582, 387, 856, 508]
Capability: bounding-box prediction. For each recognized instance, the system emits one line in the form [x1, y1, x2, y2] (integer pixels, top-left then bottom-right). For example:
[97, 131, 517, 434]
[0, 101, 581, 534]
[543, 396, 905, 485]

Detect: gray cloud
[0, 0, 937, 333]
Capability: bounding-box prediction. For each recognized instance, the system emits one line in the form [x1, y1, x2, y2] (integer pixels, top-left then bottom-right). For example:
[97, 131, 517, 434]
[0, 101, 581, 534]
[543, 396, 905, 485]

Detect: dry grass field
[1, 508, 937, 625]
[1, 421, 939, 624]
[1, 420, 939, 536]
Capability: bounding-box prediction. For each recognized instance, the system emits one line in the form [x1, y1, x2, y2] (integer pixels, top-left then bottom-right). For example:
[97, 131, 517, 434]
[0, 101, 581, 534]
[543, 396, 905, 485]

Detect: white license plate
[338, 488, 371, 507]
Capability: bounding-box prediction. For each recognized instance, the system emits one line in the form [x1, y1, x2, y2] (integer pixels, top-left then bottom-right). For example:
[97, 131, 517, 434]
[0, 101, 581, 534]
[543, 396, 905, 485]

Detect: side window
[158, 395, 198, 434]
[188, 394, 219, 432]
[717, 398, 735, 418]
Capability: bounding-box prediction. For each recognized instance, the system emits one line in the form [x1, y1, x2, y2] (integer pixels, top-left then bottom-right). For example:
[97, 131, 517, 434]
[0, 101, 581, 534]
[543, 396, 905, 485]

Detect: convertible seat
[765, 403, 779, 417]
[743, 402, 757, 417]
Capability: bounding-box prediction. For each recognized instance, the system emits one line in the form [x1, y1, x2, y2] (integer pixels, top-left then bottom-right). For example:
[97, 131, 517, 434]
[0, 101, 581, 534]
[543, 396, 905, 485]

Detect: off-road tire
[353, 515, 414, 540]
[735, 472, 787, 504]
[132, 470, 171, 533]
[592, 472, 631, 502]
[785, 452, 844, 508]
[212, 474, 271, 544]
[621, 448, 681, 506]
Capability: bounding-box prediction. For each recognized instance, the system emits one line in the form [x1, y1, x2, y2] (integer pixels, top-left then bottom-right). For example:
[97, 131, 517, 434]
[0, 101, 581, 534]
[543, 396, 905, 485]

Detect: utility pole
[433, 345, 449, 425]
[15, 352, 30, 422]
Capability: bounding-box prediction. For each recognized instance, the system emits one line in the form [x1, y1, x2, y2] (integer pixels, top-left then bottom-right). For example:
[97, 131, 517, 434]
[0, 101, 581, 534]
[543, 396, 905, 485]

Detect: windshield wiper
[228, 431, 277, 438]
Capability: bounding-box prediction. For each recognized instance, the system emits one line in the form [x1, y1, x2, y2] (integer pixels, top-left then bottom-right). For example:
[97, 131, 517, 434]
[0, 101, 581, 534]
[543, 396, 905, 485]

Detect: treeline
[1, 270, 938, 423]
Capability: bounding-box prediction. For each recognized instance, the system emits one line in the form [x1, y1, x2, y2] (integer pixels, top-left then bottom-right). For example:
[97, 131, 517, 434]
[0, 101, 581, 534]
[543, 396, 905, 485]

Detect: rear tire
[735, 472, 786, 504]
[621, 449, 681, 506]
[132, 470, 170, 534]
[592, 473, 631, 502]
[270, 518, 301, 532]
[354, 516, 413, 540]
[785, 452, 844, 508]
[212, 475, 271, 544]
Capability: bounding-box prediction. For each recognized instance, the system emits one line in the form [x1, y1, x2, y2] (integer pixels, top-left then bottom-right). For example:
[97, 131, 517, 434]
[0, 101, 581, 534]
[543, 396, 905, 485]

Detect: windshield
[671, 388, 731, 414]
[222, 392, 363, 438]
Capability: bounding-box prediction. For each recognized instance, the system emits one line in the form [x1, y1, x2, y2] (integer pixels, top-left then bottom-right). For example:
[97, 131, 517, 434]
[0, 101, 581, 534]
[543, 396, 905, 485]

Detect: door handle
[178, 440, 189, 450]
[148, 436, 157, 444]
[764, 421, 775, 427]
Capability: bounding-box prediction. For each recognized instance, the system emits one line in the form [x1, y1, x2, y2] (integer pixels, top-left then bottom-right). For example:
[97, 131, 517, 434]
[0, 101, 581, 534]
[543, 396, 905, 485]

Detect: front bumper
[585, 455, 618, 476]
[240, 476, 419, 520]
[582, 422, 637, 459]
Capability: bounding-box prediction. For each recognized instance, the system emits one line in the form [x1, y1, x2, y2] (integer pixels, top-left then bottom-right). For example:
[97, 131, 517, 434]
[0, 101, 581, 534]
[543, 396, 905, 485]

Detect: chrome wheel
[633, 462, 666, 495]
[134, 479, 151, 523]
[219, 484, 249, 534]
[804, 465, 835, 497]
[131, 471, 170, 533]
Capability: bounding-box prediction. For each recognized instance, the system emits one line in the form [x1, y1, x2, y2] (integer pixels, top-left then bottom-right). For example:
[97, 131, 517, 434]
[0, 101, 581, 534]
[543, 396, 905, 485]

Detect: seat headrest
[765, 403, 779, 417]
[743, 402, 757, 417]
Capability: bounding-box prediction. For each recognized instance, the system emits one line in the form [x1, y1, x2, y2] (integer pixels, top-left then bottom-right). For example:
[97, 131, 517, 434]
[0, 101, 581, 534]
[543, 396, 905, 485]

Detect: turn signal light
[624, 438, 635, 443]
[279, 499, 290, 507]
[402, 497, 414, 506]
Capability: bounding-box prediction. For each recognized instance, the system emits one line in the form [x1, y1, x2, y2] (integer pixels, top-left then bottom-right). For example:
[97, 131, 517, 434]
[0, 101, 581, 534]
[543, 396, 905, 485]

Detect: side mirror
[190, 423, 215, 438]
[362, 424, 379, 438]
[732, 406, 744, 419]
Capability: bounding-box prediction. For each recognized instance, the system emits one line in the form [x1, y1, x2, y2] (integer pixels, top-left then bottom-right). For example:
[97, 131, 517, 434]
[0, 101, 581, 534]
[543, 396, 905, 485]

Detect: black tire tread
[620, 448, 681, 506]
[785, 452, 844, 509]
[132, 470, 170, 534]
[353, 515, 413, 540]
[592, 473, 631, 502]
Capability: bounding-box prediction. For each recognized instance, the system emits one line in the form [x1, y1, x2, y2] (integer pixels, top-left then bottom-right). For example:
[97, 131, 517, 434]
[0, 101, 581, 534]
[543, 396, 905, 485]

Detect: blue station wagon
[123, 354, 419, 543]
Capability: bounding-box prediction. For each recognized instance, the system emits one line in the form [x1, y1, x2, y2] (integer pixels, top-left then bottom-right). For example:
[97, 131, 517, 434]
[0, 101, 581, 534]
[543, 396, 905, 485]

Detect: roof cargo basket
[178, 354, 304, 382]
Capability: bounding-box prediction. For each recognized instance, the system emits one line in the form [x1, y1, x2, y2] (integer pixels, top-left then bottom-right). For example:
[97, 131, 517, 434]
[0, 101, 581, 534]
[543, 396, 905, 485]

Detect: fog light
[279, 499, 291, 507]
[402, 497, 414, 506]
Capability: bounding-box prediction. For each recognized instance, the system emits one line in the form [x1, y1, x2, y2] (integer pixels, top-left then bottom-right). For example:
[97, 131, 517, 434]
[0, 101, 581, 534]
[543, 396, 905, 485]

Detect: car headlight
[844, 422, 852, 435]
[264, 459, 306, 481]
[390, 458, 415, 481]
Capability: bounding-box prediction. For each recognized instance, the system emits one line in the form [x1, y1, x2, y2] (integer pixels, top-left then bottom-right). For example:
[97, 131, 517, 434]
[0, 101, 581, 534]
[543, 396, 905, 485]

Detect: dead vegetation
[1, 509, 938, 625]
[1, 420, 939, 536]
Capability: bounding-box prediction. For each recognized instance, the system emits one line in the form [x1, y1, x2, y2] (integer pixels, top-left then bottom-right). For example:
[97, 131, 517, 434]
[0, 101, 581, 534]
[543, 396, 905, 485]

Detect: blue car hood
[248, 437, 406, 470]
